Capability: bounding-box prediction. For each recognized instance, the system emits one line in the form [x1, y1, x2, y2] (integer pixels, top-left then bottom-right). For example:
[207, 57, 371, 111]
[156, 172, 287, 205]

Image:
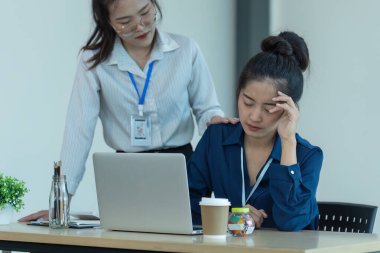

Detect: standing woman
[188, 31, 323, 231]
[19, 0, 237, 221]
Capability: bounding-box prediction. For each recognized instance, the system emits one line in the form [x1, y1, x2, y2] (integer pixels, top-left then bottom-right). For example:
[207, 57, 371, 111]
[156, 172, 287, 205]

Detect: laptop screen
[93, 152, 201, 235]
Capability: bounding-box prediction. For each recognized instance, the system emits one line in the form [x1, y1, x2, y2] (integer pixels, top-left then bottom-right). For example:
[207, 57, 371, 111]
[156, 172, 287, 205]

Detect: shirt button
[290, 170, 295, 175]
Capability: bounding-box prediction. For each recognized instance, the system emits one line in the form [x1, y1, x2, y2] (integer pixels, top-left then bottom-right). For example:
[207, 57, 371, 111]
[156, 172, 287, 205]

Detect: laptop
[93, 152, 202, 235]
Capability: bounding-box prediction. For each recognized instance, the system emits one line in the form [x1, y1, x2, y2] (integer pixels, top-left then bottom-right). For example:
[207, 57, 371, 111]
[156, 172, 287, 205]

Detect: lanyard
[240, 147, 273, 206]
[127, 61, 155, 116]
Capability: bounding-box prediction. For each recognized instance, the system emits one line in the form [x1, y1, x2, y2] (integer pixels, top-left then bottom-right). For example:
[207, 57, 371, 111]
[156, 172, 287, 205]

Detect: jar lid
[231, 207, 249, 213]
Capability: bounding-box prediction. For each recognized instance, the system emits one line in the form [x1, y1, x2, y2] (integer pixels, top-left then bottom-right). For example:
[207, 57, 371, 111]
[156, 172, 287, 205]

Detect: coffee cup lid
[199, 197, 231, 206]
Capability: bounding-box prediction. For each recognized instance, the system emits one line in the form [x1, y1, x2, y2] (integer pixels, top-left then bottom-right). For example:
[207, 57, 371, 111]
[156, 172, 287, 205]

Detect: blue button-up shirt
[188, 123, 323, 231]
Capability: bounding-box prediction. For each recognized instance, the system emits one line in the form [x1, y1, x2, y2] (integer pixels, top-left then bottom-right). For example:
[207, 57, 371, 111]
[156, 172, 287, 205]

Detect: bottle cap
[231, 207, 249, 213]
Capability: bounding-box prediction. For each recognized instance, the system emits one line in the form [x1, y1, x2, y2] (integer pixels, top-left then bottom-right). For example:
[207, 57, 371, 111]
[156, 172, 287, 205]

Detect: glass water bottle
[49, 174, 70, 228]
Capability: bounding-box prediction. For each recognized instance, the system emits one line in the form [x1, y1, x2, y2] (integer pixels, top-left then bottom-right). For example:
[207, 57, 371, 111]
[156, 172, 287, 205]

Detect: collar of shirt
[104, 29, 179, 77]
[222, 123, 282, 162]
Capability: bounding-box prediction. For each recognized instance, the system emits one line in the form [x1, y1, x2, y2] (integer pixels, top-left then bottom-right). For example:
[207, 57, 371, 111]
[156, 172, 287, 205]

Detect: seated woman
[187, 31, 323, 231]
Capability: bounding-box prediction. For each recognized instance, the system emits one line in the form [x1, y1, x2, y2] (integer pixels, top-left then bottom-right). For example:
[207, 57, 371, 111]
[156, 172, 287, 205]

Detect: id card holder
[131, 114, 152, 146]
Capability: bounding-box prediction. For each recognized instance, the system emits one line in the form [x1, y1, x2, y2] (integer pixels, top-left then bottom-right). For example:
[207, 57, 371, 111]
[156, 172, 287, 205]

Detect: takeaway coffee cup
[199, 197, 231, 239]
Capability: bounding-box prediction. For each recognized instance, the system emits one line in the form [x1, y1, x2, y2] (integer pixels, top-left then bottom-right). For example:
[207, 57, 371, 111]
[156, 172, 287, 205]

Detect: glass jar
[228, 207, 255, 236]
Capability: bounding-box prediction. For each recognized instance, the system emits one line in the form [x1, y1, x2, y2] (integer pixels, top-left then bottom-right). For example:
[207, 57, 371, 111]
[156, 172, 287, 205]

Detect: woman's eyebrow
[243, 93, 275, 105]
[243, 93, 254, 101]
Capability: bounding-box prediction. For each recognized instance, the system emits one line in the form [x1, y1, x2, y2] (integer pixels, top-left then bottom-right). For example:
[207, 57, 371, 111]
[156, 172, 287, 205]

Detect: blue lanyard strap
[128, 61, 155, 115]
[241, 147, 273, 206]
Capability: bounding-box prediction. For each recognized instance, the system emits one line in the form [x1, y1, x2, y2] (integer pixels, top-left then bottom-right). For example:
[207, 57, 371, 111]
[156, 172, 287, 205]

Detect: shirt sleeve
[187, 40, 224, 135]
[187, 128, 213, 225]
[60, 52, 100, 195]
[268, 147, 323, 231]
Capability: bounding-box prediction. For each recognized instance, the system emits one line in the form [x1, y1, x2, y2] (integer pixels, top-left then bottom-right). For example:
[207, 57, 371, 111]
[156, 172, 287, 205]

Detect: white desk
[1, 223, 380, 253]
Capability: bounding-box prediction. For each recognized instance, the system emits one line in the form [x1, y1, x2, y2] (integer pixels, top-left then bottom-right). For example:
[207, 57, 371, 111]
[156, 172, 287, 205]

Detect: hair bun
[261, 31, 309, 72]
[261, 36, 293, 56]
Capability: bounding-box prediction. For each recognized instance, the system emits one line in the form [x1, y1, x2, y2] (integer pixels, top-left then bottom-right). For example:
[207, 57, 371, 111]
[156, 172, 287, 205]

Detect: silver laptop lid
[93, 152, 199, 234]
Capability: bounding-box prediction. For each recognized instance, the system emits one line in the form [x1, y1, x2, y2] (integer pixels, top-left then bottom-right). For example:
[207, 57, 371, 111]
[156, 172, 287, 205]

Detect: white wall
[270, 0, 380, 233]
[0, 1, 236, 219]
[0, 0, 95, 217]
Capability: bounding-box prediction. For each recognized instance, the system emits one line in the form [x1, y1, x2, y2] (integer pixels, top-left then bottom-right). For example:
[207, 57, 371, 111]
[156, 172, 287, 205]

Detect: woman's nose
[249, 107, 263, 122]
[132, 16, 146, 33]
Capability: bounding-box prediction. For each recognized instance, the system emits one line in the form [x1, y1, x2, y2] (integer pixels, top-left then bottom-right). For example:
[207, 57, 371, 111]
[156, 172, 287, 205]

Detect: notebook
[28, 219, 100, 229]
[93, 152, 202, 235]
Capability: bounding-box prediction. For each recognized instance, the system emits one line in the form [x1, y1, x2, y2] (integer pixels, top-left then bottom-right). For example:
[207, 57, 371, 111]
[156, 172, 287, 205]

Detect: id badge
[131, 114, 152, 146]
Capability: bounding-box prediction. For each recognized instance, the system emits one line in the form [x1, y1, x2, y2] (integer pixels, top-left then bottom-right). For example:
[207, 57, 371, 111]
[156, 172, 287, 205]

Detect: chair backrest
[318, 201, 377, 233]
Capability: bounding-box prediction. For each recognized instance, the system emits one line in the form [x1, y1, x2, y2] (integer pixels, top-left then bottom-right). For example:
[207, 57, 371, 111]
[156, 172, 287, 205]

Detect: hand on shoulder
[208, 116, 240, 126]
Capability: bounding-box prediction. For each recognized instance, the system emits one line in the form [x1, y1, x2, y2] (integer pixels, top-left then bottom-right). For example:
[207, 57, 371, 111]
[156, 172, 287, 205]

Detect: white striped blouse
[60, 30, 224, 194]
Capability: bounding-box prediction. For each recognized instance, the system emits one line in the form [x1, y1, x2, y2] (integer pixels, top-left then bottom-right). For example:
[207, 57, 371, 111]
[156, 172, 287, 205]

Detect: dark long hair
[237, 31, 309, 105]
[82, 0, 162, 69]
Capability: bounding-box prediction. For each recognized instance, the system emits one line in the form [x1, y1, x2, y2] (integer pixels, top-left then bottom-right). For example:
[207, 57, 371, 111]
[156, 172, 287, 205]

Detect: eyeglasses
[116, 4, 157, 38]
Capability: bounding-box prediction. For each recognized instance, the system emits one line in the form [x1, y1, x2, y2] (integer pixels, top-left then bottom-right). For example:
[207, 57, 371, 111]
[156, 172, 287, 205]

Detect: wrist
[281, 135, 297, 146]
[280, 136, 297, 166]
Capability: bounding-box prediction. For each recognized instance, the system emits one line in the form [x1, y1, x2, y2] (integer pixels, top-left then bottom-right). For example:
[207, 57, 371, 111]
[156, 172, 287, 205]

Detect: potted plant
[0, 173, 28, 224]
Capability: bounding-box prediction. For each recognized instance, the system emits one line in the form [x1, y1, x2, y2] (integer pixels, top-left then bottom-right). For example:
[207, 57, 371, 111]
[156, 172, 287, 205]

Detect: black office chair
[318, 201, 378, 233]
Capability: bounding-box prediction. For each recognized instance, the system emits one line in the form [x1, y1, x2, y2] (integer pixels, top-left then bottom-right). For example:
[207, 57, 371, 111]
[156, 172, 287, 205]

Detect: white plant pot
[0, 204, 15, 225]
